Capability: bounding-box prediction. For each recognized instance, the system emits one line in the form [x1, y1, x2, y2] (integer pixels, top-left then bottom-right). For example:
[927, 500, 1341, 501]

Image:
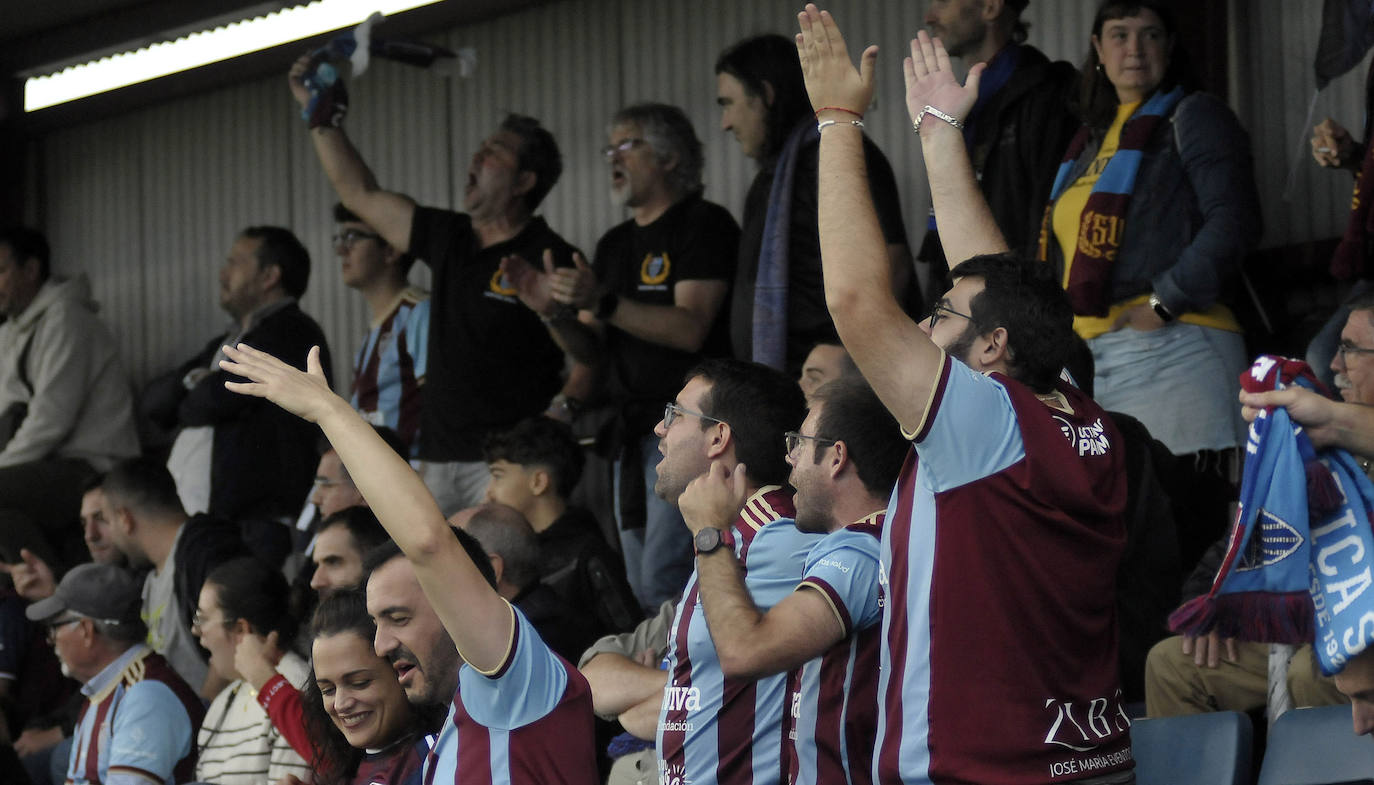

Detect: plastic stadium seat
[1257, 704, 1374, 785]
[1133, 711, 1252, 785]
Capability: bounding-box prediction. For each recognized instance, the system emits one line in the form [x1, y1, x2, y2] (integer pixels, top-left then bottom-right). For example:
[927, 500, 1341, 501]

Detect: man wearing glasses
[678, 376, 907, 785]
[27, 563, 204, 785]
[332, 203, 429, 457]
[503, 103, 739, 614]
[582, 359, 814, 785]
[800, 9, 1131, 782]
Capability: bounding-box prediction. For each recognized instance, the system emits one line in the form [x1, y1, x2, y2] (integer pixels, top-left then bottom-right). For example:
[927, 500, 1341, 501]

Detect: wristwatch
[1148, 293, 1175, 323]
[693, 526, 735, 556]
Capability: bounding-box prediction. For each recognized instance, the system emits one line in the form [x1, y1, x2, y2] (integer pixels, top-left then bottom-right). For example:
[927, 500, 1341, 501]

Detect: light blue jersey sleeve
[106, 680, 192, 784]
[740, 522, 823, 610]
[916, 359, 1025, 492]
[406, 298, 430, 380]
[799, 530, 883, 636]
[459, 605, 570, 730]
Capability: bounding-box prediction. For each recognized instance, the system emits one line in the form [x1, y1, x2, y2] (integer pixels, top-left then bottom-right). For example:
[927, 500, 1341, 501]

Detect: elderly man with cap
[27, 563, 204, 785]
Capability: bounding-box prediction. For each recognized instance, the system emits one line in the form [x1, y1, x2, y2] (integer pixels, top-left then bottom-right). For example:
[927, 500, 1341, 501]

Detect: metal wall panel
[30, 0, 1357, 394]
[1230, 0, 1372, 250]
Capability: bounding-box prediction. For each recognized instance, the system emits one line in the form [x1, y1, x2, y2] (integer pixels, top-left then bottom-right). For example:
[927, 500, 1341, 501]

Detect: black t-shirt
[730, 131, 909, 373]
[410, 208, 578, 461]
[594, 194, 739, 430]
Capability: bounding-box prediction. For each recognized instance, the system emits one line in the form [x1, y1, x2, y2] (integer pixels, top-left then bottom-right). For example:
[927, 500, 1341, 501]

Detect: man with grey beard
[504, 103, 740, 612]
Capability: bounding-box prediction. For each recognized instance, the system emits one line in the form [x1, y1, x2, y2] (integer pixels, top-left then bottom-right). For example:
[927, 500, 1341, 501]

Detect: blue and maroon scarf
[1169, 356, 1374, 675]
[1037, 86, 1184, 316]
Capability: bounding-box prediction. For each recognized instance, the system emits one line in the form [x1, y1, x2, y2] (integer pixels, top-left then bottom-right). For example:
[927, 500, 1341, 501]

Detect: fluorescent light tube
[24, 0, 444, 112]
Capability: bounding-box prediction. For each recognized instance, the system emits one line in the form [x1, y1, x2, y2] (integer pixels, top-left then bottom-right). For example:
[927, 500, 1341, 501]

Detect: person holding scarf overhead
[1039, 1, 1260, 467]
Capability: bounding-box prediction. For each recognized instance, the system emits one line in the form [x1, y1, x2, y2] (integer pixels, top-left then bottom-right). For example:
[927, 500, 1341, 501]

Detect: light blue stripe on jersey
[877, 364, 1026, 784]
[71, 677, 193, 784]
[915, 362, 1023, 491]
[659, 517, 821, 785]
[793, 529, 882, 785]
[425, 607, 568, 784]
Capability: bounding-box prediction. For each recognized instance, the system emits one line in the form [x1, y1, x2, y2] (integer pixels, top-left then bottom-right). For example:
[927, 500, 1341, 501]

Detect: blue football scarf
[1169, 356, 1374, 675]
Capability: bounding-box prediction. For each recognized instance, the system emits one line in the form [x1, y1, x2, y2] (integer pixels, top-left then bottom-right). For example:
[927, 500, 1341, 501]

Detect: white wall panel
[31, 0, 1352, 396]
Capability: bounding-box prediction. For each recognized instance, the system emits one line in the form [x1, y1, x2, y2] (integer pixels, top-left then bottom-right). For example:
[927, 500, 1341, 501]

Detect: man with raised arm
[218, 342, 597, 784]
[678, 376, 907, 785]
[288, 58, 577, 515]
[796, 7, 1131, 784]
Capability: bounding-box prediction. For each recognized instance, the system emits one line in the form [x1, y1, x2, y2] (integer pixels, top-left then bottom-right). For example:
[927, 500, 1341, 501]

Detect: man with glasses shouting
[579, 358, 813, 785]
[332, 203, 429, 457]
[678, 376, 907, 785]
[28, 563, 204, 785]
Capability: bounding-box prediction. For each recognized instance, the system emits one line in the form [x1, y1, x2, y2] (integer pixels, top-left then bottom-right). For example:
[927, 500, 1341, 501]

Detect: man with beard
[100, 458, 249, 699]
[799, 9, 1131, 782]
[580, 359, 814, 785]
[289, 56, 576, 516]
[504, 103, 739, 613]
[218, 341, 599, 784]
[26, 563, 203, 785]
[678, 377, 906, 784]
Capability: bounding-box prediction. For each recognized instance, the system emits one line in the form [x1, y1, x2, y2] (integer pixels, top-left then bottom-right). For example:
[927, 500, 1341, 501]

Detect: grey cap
[25, 563, 142, 624]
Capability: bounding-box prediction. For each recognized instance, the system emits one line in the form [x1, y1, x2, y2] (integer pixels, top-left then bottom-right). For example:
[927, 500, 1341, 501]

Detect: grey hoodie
[0, 275, 138, 469]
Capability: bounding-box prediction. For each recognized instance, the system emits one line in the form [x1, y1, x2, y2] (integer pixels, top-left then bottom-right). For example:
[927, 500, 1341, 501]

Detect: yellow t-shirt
[1050, 101, 1239, 339]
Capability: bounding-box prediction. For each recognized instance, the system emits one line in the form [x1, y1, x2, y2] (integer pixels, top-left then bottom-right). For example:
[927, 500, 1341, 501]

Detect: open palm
[903, 30, 982, 132]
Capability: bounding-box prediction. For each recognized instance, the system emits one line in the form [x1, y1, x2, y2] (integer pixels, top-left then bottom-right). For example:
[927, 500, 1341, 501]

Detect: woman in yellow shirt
[1041, 0, 1261, 464]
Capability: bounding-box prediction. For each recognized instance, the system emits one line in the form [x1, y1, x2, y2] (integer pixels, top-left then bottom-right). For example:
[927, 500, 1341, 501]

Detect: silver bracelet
[912, 104, 963, 135]
[817, 119, 865, 132]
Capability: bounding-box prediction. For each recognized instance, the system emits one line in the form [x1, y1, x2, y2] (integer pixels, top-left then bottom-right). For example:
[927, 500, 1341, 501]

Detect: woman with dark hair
[299, 589, 426, 785]
[192, 557, 311, 784]
[1040, 1, 1260, 462]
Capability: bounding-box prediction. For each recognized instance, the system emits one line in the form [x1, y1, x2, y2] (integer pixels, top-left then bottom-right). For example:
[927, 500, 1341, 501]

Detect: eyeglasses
[601, 138, 646, 159]
[1337, 341, 1374, 363]
[45, 616, 83, 643]
[785, 431, 837, 455]
[332, 228, 383, 251]
[926, 302, 973, 331]
[191, 609, 230, 631]
[663, 402, 726, 429]
[313, 477, 349, 490]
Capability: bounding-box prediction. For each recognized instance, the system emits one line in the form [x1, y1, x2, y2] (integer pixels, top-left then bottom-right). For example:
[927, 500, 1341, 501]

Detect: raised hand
[678, 461, 750, 537]
[794, 4, 878, 119]
[287, 54, 315, 109]
[219, 344, 339, 424]
[499, 251, 557, 316]
[234, 630, 283, 691]
[0, 548, 55, 602]
[550, 252, 600, 312]
[903, 30, 983, 135]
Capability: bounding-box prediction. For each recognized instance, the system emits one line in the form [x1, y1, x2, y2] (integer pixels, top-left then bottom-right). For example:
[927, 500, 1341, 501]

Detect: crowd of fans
[2, 0, 1374, 783]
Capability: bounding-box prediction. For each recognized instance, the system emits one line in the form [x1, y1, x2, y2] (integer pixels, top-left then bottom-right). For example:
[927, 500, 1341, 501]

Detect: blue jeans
[614, 435, 694, 613]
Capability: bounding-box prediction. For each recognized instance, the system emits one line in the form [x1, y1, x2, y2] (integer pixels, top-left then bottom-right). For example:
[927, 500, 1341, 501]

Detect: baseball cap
[25, 563, 141, 624]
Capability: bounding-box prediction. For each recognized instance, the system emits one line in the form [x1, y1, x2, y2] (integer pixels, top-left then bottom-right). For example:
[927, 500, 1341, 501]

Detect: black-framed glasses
[1337, 341, 1374, 363]
[332, 228, 383, 251]
[45, 616, 83, 643]
[926, 302, 973, 331]
[601, 138, 647, 159]
[191, 609, 230, 631]
[663, 402, 726, 429]
[785, 431, 837, 455]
